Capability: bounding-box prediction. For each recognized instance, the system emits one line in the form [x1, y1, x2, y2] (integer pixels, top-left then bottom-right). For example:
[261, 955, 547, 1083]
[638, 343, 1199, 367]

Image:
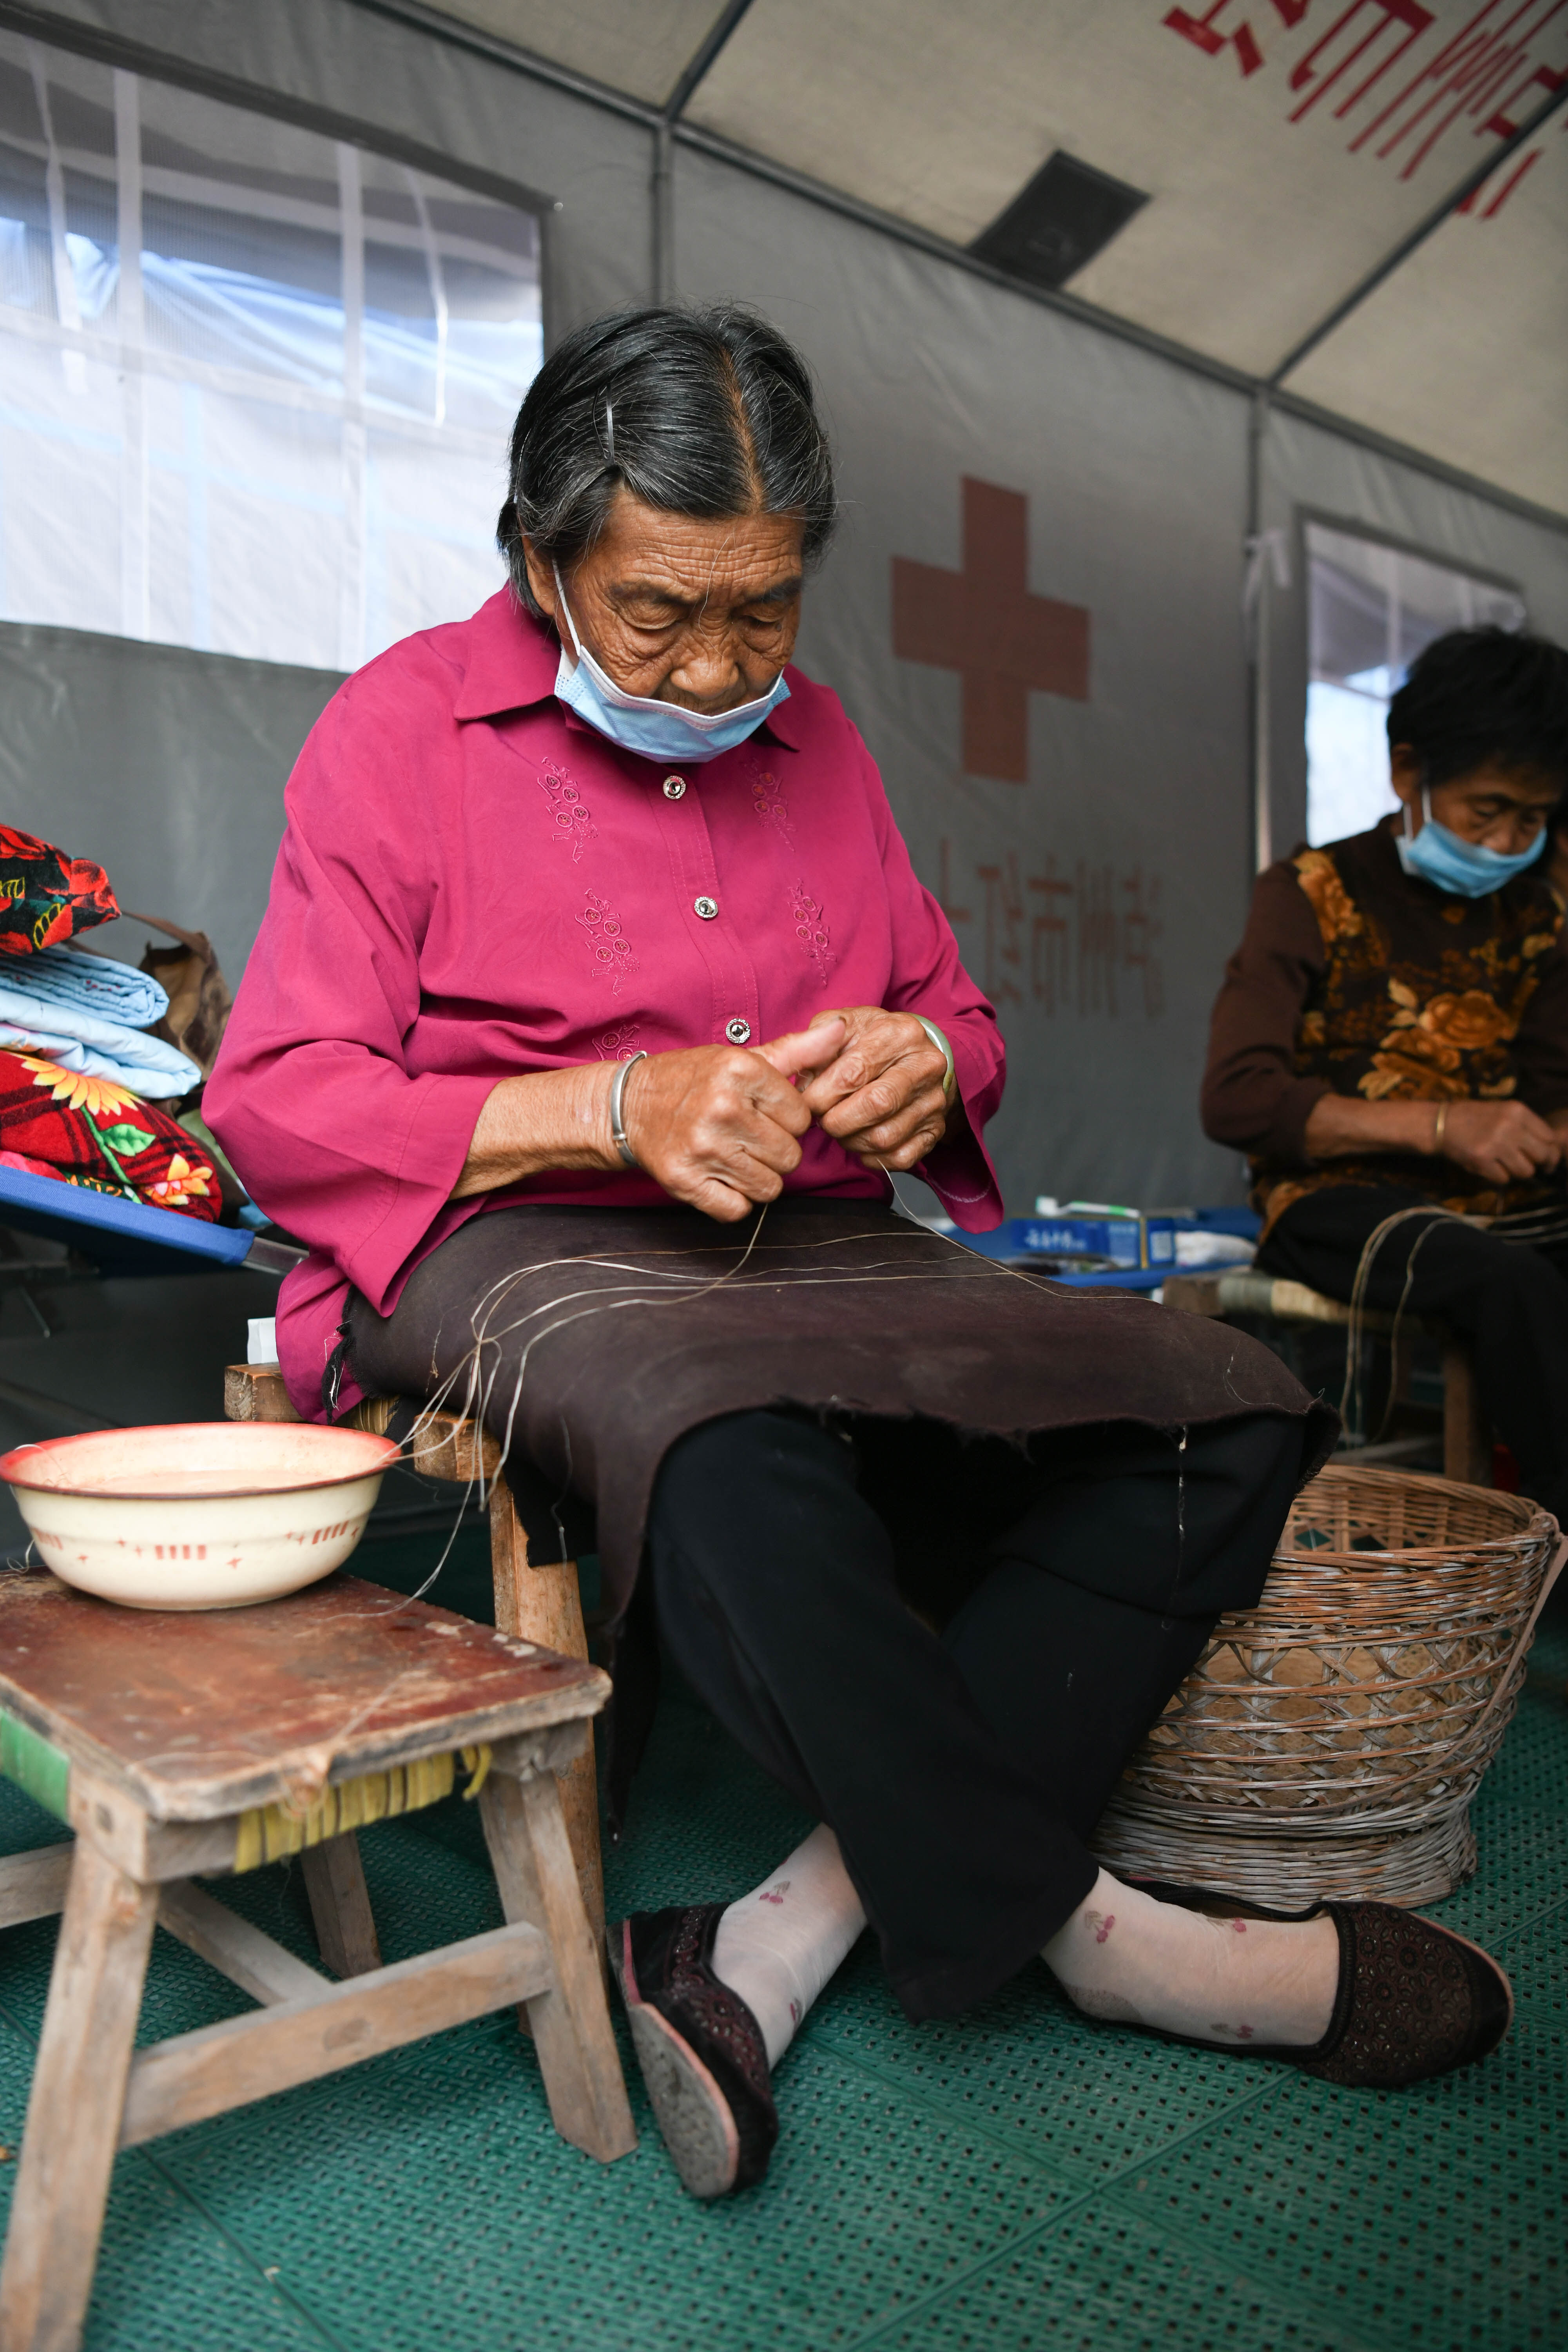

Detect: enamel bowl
[0, 1423, 401, 1610]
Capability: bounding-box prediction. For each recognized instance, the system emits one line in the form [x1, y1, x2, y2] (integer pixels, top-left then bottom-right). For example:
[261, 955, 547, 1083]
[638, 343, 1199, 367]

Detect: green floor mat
[0, 1563, 1561, 2352]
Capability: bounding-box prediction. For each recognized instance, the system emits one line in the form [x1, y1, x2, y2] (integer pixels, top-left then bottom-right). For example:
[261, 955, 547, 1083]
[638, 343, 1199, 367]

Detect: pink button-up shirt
[208, 591, 1005, 1420]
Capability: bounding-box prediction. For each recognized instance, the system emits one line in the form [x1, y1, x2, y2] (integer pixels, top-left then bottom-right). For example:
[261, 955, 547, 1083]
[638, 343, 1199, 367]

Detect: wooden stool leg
[0, 1842, 158, 2352]
[480, 1768, 635, 2163]
[1442, 1335, 1492, 1487]
[489, 1480, 604, 1952]
[300, 1832, 382, 1977]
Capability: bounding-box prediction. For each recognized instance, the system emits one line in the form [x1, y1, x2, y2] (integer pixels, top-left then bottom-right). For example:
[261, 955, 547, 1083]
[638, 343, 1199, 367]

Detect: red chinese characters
[953, 843, 1164, 1020]
[1163, 0, 1310, 78]
[1162, 0, 1566, 195]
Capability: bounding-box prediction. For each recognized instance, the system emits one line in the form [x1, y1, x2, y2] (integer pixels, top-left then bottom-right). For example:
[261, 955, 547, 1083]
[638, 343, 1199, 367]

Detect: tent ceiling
[419, 0, 1568, 518]
[407, 0, 726, 105]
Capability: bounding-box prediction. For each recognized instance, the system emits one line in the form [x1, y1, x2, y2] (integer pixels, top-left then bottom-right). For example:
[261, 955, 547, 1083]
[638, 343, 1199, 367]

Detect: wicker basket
[1093, 1464, 1564, 1907]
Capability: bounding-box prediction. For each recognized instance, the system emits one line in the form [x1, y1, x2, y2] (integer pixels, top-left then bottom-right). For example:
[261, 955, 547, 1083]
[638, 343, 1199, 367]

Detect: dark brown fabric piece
[1202, 822, 1568, 1233]
[344, 1200, 1336, 1623]
[128, 912, 234, 1079]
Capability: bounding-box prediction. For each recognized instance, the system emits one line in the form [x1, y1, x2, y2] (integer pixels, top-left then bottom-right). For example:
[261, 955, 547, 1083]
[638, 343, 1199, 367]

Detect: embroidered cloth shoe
[611, 1905, 778, 2198]
[1132, 1881, 1513, 2087]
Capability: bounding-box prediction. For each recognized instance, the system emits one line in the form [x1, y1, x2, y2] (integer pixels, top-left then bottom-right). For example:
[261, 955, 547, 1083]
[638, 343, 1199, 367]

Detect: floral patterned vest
[1256, 823, 1564, 1229]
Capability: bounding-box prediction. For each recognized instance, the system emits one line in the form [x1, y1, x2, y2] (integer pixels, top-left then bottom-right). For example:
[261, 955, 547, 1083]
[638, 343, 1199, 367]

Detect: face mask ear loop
[1421, 783, 1433, 835]
[551, 564, 583, 664]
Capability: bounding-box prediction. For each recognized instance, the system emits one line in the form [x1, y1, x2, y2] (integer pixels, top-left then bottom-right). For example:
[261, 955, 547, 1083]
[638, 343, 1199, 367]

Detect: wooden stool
[1162, 1269, 1491, 1484]
[0, 1569, 635, 2352]
[223, 1364, 604, 1948]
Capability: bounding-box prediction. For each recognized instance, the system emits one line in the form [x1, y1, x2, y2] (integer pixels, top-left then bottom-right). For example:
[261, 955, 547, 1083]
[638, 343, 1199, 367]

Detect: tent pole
[1268, 79, 1568, 389]
[652, 120, 674, 304]
[1247, 387, 1273, 878]
[662, 0, 756, 122]
[653, 0, 757, 306]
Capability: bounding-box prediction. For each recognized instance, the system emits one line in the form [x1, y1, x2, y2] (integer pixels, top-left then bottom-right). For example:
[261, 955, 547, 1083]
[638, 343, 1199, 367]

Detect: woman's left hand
[763, 1006, 953, 1171]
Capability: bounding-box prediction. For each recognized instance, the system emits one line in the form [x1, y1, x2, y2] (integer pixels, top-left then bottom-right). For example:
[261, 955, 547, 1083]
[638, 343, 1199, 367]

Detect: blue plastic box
[1010, 1213, 1176, 1269]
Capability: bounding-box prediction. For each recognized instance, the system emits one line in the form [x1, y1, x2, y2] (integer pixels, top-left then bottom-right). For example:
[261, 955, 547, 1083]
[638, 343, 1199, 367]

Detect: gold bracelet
[1432, 1101, 1449, 1156]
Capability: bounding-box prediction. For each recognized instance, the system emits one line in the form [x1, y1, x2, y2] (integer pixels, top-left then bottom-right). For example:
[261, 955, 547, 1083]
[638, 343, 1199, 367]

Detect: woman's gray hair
[497, 304, 837, 613]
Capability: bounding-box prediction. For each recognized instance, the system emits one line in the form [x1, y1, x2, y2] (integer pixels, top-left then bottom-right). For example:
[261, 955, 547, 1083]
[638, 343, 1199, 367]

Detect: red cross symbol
[892, 478, 1089, 783]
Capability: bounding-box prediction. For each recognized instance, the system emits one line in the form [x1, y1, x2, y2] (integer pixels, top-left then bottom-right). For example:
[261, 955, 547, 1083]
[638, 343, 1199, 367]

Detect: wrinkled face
[523, 489, 805, 713]
[1390, 744, 1563, 858]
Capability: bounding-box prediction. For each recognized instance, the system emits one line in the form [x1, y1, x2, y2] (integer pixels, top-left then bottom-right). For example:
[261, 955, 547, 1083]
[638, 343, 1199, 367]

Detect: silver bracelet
[608, 1050, 647, 1168]
[913, 1016, 956, 1102]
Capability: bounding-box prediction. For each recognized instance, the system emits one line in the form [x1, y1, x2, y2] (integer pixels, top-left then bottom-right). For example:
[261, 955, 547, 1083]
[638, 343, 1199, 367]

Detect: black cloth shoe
[610, 1905, 779, 2198]
[1128, 1879, 1513, 2087]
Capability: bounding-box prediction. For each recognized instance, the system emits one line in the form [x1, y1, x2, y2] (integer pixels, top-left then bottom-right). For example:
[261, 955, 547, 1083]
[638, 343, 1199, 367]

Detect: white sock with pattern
[710, 1825, 867, 2069]
[1041, 1870, 1340, 2047]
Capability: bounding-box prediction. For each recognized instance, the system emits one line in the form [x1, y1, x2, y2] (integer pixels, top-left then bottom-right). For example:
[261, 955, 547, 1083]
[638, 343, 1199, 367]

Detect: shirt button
[693, 896, 718, 920]
[725, 1017, 752, 1045]
[663, 776, 687, 800]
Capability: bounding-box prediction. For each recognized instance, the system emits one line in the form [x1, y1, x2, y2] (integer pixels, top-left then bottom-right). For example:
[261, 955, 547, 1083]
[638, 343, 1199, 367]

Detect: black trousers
[1258, 1182, 1568, 1526]
[645, 1406, 1304, 2021]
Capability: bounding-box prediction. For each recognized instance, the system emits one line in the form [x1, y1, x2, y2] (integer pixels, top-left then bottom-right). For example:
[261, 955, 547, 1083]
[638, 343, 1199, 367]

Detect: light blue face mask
[551, 568, 790, 765]
[1396, 785, 1544, 899]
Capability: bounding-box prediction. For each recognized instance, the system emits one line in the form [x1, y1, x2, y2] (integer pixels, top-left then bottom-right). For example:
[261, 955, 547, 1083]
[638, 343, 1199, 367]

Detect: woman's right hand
[1439, 1099, 1561, 1185]
[620, 1020, 847, 1221]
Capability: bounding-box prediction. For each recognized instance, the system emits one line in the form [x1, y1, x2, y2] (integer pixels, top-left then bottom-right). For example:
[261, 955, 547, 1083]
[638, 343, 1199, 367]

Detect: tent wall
[0, 622, 339, 981]
[8, 0, 1565, 1213]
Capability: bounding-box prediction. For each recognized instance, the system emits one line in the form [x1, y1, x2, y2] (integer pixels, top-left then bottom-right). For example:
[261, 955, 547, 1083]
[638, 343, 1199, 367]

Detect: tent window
[1304, 523, 1525, 850]
[0, 33, 542, 670]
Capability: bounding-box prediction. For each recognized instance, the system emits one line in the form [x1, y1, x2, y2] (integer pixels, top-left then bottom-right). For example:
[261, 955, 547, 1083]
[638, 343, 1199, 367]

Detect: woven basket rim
[1279, 1462, 1553, 1565]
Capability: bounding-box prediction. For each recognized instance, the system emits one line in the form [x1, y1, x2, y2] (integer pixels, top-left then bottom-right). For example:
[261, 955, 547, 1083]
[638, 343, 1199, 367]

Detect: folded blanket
[0, 1148, 59, 1182]
[0, 1048, 222, 1220]
[0, 827, 118, 957]
[0, 981, 199, 1099]
[19, 945, 169, 1029]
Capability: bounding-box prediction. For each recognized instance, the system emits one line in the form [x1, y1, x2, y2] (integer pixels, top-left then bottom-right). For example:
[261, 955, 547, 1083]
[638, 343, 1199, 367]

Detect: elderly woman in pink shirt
[208, 305, 1509, 2200]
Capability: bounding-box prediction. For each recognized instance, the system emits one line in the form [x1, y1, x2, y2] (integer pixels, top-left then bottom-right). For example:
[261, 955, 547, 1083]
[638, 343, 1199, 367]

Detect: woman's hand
[1303, 1090, 1562, 1185]
[452, 1006, 953, 1219]
[452, 1023, 845, 1218]
[1439, 1099, 1561, 1185]
[618, 1022, 845, 1221]
[776, 1006, 952, 1172]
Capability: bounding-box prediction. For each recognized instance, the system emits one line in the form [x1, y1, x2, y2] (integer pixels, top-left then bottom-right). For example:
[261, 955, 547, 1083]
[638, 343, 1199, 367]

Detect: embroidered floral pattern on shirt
[537, 759, 596, 861]
[594, 1021, 643, 1060]
[749, 765, 794, 843]
[577, 891, 638, 996]
[789, 881, 834, 985]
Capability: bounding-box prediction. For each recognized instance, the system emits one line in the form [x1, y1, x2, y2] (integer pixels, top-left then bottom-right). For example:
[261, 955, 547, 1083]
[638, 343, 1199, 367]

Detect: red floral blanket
[0, 828, 119, 959]
[0, 1050, 222, 1220]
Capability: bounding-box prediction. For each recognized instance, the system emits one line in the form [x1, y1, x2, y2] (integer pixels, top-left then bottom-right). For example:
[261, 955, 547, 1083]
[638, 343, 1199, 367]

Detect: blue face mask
[551, 569, 790, 765]
[1396, 786, 1544, 899]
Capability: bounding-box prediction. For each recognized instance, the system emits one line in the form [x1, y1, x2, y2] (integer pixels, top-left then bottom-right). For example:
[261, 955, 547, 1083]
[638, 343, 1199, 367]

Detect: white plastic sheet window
[1305, 522, 1525, 850]
[0, 33, 542, 670]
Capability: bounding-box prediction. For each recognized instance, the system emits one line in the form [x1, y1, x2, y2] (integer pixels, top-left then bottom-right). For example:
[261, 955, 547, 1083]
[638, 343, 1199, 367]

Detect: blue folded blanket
[0, 981, 199, 1099]
[7, 945, 169, 1029]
